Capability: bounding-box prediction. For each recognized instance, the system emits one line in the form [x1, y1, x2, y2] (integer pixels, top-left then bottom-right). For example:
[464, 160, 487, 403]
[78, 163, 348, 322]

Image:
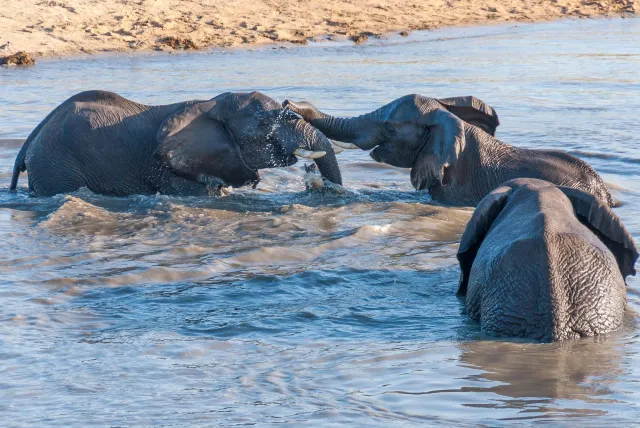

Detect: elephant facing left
[10, 90, 342, 196]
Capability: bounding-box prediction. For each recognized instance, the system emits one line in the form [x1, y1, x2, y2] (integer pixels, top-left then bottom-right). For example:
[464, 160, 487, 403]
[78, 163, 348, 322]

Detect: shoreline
[9, 16, 629, 65]
[1, 0, 636, 62]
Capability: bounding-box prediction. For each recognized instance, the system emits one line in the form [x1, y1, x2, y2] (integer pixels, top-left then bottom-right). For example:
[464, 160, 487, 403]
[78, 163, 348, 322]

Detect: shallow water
[1, 18, 639, 426]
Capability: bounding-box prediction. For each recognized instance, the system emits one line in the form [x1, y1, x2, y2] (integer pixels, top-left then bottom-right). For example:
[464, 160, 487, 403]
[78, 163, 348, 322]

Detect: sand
[0, 0, 636, 60]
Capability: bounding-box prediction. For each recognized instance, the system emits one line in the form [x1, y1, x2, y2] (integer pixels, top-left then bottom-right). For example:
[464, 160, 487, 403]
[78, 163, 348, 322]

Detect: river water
[1, 18, 639, 426]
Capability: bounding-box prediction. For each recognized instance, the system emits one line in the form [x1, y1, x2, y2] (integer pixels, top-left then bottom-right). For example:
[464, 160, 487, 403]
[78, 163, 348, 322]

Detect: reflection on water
[1, 18, 639, 426]
[453, 338, 628, 419]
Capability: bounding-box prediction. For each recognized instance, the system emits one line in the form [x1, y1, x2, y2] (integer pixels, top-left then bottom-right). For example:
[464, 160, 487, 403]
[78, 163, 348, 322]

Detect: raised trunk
[306, 115, 365, 148]
[284, 100, 380, 150]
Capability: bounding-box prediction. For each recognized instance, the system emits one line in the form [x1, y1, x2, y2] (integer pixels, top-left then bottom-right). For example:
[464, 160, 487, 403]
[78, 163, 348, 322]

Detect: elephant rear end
[10, 97, 87, 195]
[11, 91, 157, 196]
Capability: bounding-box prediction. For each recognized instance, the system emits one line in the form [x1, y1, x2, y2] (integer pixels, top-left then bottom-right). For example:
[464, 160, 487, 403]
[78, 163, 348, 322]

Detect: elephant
[283, 95, 613, 207]
[456, 178, 638, 342]
[10, 90, 342, 197]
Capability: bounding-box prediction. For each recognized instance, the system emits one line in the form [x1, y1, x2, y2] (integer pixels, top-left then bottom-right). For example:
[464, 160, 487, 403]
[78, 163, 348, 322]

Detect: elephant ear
[559, 186, 638, 280]
[456, 186, 513, 296]
[410, 108, 466, 191]
[437, 96, 500, 136]
[156, 100, 259, 188]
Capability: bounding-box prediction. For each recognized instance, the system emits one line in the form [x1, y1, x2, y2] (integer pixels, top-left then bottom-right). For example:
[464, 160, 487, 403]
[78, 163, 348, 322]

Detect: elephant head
[156, 91, 342, 189]
[456, 178, 638, 341]
[283, 95, 499, 191]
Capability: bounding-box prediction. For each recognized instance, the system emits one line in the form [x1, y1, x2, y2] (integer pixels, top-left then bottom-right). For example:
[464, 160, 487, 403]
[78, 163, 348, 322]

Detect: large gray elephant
[283, 95, 613, 207]
[456, 178, 638, 342]
[10, 90, 342, 196]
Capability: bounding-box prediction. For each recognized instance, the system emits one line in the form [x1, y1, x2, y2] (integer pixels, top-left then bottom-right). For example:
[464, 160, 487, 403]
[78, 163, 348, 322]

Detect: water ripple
[0, 17, 639, 426]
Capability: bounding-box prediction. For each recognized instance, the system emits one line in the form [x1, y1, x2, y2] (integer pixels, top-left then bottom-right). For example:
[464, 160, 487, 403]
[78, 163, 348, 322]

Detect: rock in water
[0, 51, 35, 66]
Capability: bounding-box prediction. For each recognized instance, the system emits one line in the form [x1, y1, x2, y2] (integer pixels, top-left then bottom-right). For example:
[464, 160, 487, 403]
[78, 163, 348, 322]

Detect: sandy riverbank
[1, 0, 636, 60]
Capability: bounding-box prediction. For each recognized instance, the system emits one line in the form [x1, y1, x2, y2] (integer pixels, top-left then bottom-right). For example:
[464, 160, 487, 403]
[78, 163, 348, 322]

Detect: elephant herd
[10, 90, 638, 342]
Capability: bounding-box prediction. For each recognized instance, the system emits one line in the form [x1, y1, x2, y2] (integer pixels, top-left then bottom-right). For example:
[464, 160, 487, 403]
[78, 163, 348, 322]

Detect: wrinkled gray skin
[10, 90, 341, 196]
[284, 95, 613, 207]
[457, 178, 638, 342]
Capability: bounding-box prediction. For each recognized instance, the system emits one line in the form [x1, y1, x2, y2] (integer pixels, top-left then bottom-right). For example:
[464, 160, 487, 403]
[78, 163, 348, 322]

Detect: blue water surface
[0, 17, 639, 426]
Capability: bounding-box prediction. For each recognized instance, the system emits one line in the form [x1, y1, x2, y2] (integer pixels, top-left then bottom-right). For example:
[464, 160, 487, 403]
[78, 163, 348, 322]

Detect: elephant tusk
[331, 144, 345, 154]
[330, 140, 359, 149]
[293, 149, 326, 159]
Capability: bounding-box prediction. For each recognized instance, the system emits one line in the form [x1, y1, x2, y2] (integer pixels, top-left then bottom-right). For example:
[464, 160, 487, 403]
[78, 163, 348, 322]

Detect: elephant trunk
[283, 100, 374, 149]
[302, 125, 343, 186]
[277, 119, 343, 185]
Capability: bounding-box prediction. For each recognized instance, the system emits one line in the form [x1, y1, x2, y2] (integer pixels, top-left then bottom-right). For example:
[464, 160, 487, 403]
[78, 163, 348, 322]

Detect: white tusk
[330, 140, 359, 149]
[331, 144, 345, 154]
[293, 149, 326, 159]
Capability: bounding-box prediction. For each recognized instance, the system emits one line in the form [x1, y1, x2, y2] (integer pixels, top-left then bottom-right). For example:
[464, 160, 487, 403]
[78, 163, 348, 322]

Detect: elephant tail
[9, 97, 65, 191]
[9, 140, 29, 191]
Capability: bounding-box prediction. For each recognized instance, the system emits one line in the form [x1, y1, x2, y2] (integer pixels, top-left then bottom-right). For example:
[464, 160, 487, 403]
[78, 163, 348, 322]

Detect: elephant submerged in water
[283, 95, 613, 207]
[456, 178, 637, 342]
[10, 90, 342, 196]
